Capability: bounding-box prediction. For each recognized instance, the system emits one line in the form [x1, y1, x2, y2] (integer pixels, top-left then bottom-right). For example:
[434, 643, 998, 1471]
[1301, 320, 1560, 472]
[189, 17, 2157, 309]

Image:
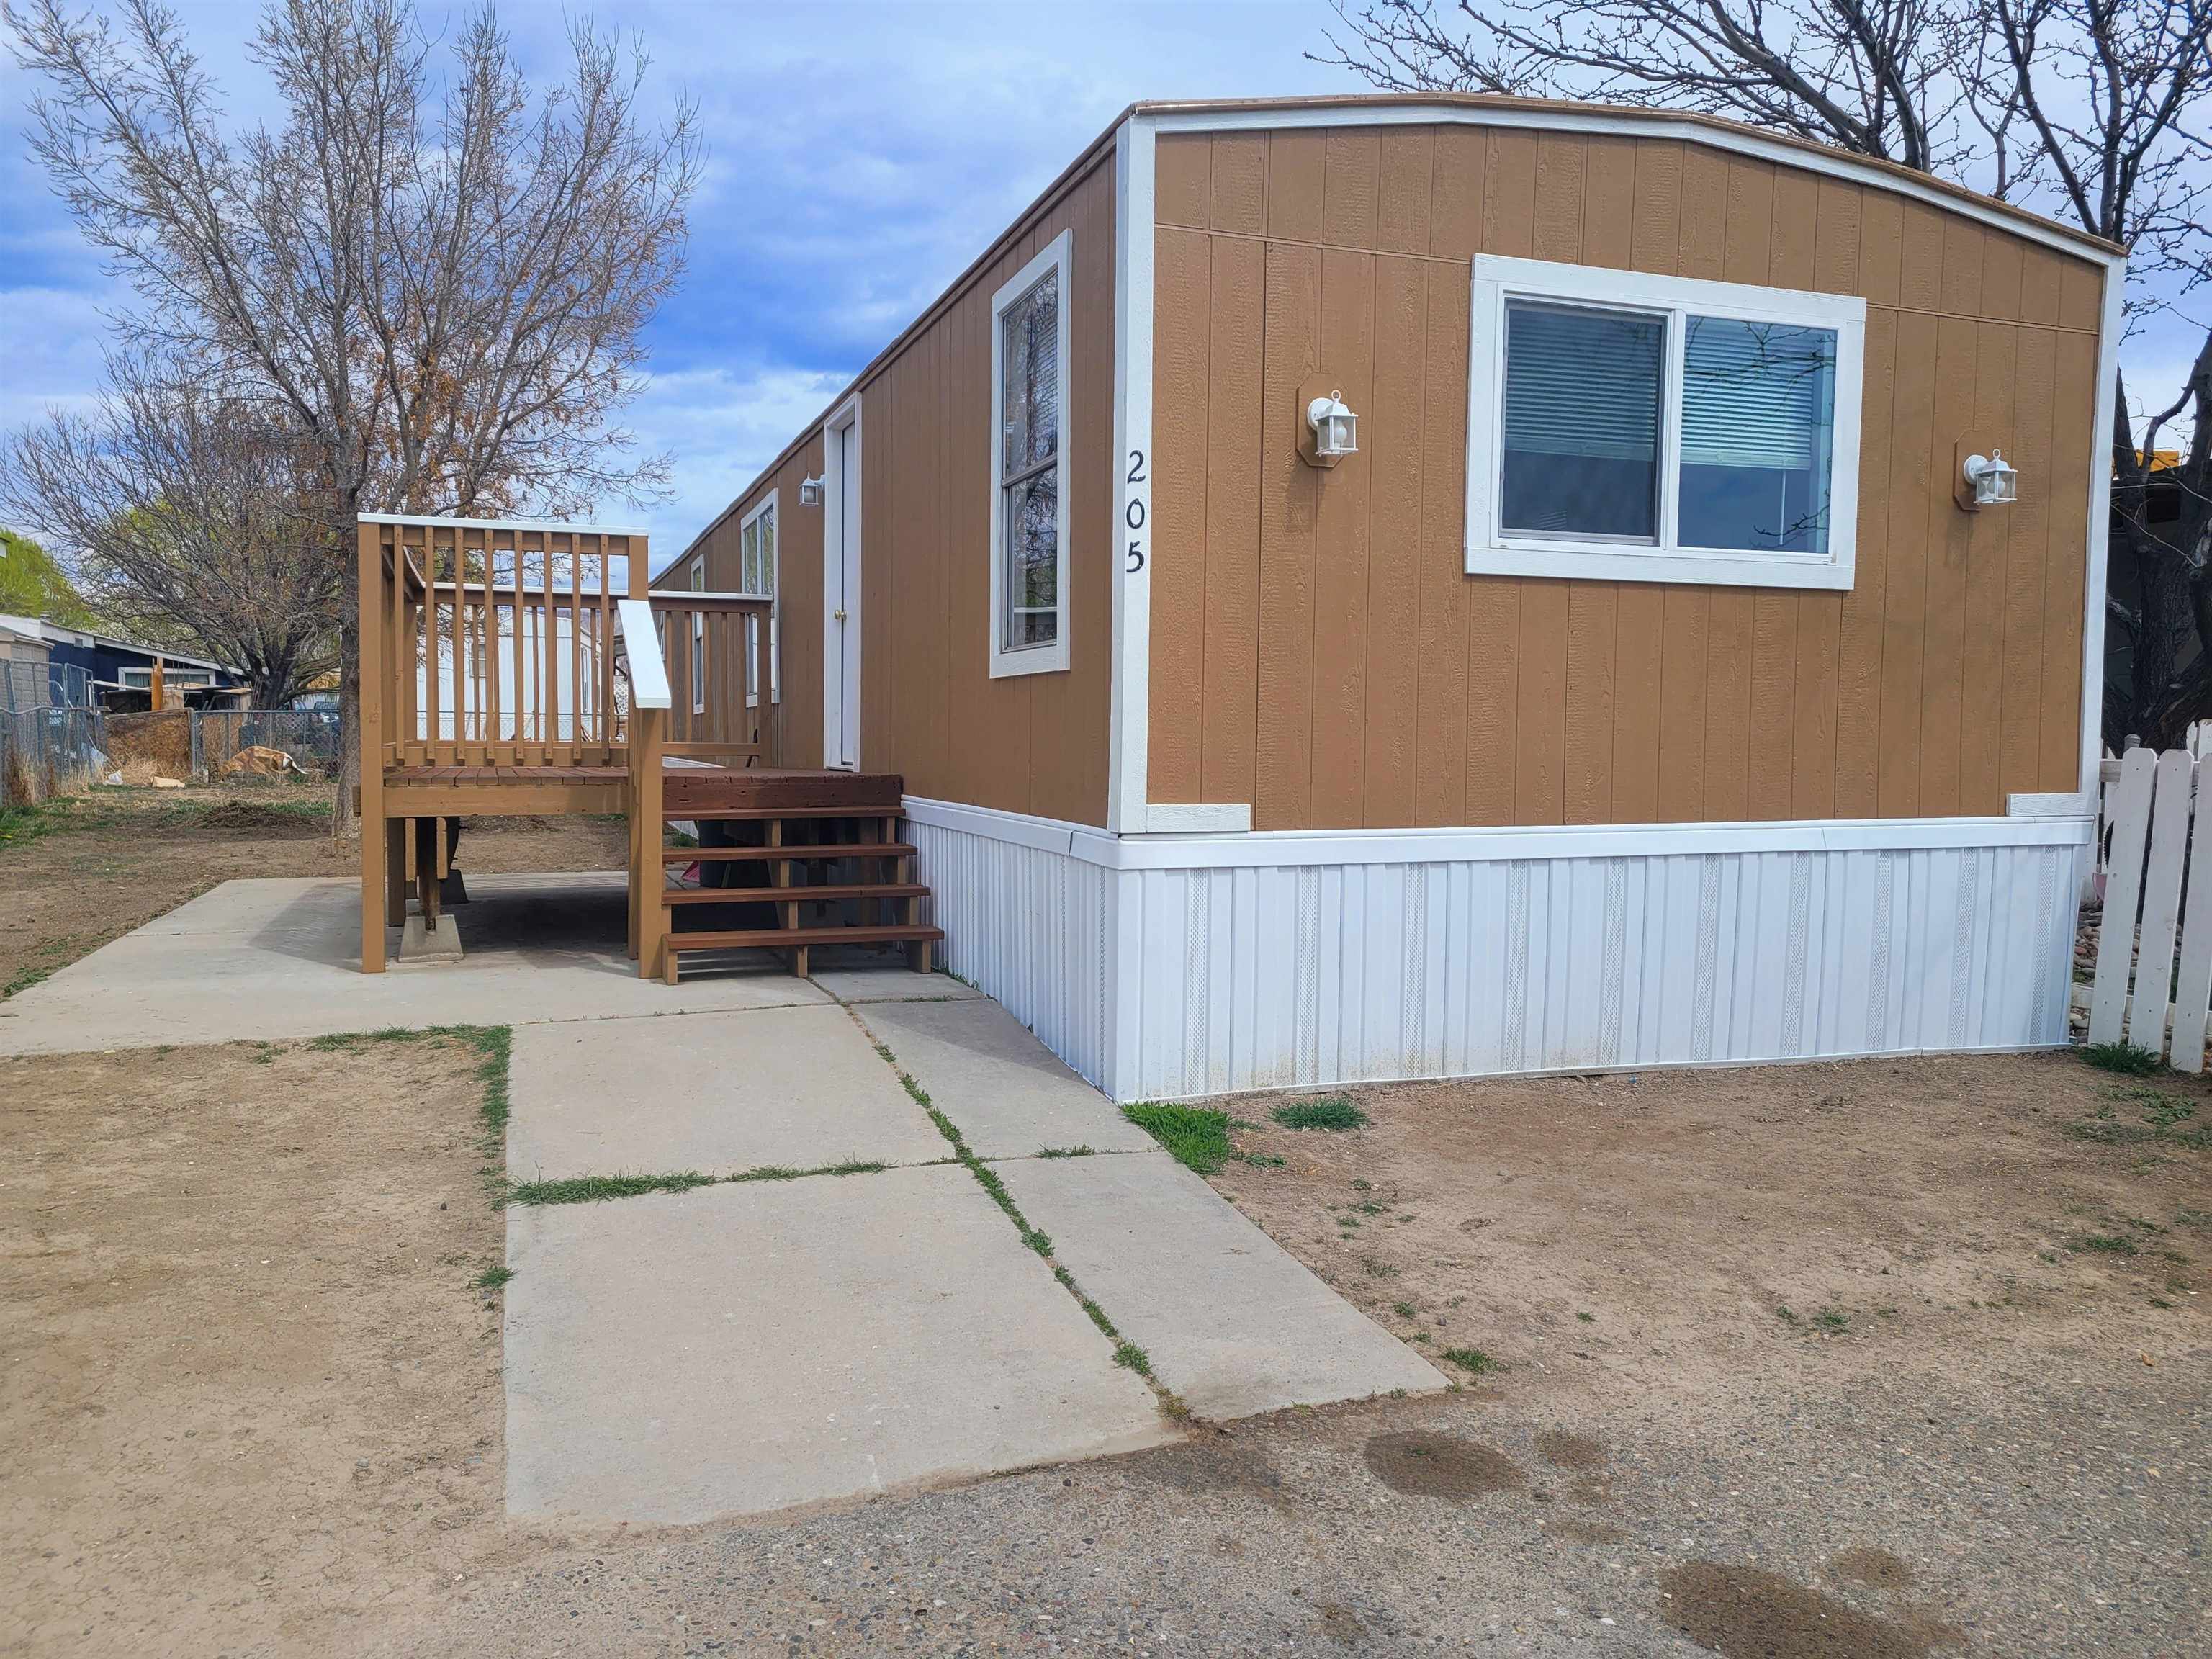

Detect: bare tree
[6, 0, 699, 827]
[1318, 0, 2212, 750]
[6, 349, 339, 706]
[1955, 0, 2212, 750]
[1315, 0, 1957, 168]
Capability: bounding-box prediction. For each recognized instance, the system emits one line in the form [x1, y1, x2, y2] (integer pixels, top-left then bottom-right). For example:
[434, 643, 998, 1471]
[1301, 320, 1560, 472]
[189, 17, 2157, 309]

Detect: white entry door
[822, 402, 863, 769]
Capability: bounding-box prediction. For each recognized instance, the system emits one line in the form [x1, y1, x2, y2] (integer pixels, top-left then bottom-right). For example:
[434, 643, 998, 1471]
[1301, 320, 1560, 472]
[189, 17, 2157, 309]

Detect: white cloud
[620, 362, 851, 565]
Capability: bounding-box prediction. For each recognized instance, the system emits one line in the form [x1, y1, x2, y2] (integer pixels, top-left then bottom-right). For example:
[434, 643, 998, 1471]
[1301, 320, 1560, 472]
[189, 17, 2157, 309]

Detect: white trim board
[2081, 261, 2127, 796]
[904, 796, 2086, 1102]
[821, 394, 863, 768]
[1108, 114, 1156, 836]
[904, 796, 2092, 870]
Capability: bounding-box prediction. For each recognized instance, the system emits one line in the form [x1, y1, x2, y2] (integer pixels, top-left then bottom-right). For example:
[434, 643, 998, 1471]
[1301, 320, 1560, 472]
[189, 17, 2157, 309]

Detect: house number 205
[1125, 449, 1148, 573]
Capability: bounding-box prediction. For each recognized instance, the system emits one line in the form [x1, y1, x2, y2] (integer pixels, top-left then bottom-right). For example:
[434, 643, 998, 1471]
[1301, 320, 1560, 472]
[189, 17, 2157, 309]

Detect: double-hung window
[1466, 256, 1866, 589]
[739, 493, 778, 707]
[989, 229, 1071, 677]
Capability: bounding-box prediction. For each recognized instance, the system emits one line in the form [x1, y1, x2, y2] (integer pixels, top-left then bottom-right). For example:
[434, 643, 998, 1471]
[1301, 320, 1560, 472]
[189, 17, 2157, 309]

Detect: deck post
[626, 791, 642, 960]
[385, 818, 408, 925]
[357, 521, 388, 973]
[634, 703, 667, 981]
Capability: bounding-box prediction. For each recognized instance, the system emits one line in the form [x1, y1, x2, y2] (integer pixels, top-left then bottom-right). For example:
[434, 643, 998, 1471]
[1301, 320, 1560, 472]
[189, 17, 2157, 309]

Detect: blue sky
[0, 1, 1344, 571]
[2, 1, 2198, 575]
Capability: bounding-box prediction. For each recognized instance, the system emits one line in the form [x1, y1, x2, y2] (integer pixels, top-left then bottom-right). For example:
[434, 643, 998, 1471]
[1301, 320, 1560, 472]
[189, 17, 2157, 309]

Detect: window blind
[1503, 302, 1663, 462]
[1681, 318, 1837, 472]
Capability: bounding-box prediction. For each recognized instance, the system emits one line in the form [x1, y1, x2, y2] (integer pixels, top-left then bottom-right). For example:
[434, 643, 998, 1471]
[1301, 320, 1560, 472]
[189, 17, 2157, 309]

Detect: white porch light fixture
[1960, 449, 2018, 509]
[799, 474, 826, 507]
[1305, 390, 1358, 467]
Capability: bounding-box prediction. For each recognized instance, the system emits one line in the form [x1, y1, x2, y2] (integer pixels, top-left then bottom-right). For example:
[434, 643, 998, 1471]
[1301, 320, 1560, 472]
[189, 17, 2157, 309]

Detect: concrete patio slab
[853, 999, 1154, 1158]
[997, 1152, 1449, 1420]
[503, 1165, 1174, 1524]
[508, 1004, 947, 1180]
[0, 874, 826, 1056]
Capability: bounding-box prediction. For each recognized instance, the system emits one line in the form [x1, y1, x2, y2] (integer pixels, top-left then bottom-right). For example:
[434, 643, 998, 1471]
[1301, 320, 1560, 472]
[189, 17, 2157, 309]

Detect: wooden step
[662, 842, 914, 863]
[662, 883, 927, 906]
[665, 923, 944, 952]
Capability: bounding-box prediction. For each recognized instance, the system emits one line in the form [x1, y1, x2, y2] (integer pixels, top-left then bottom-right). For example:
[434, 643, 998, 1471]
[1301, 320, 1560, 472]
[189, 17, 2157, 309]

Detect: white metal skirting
[905, 799, 2090, 1103]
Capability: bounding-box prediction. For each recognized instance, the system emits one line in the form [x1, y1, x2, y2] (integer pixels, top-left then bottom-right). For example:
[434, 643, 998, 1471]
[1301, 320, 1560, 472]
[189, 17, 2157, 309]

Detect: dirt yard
[1, 1032, 511, 1655]
[5, 1026, 2206, 1655]
[0, 784, 627, 999]
[1203, 1052, 2209, 1411]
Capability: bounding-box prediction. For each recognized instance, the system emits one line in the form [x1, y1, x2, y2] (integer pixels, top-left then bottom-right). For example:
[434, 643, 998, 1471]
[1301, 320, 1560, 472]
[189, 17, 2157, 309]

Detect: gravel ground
[392, 1359, 2207, 1657]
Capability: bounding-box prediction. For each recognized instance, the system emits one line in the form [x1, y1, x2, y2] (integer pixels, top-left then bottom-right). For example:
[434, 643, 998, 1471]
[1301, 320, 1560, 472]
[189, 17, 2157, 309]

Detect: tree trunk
[333, 508, 360, 842]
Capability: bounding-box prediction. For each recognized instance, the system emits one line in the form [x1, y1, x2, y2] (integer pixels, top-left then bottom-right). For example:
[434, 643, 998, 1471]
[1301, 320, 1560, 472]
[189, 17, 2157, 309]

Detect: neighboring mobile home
[661, 94, 2119, 1102]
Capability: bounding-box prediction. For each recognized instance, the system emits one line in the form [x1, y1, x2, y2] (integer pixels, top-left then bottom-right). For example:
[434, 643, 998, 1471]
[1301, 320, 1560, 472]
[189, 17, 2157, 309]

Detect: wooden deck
[379, 763, 904, 817]
[356, 515, 940, 979]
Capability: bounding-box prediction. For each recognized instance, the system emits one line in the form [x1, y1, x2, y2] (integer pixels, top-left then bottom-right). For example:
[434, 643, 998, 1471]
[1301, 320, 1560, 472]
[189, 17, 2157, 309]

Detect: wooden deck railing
[357, 518, 779, 774]
[647, 590, 778, 768]
[360, 516, 642, 769]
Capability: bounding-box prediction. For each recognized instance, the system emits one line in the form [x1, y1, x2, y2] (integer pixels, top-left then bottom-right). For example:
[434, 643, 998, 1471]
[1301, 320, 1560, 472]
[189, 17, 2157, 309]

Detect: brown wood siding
[1148, 125, 2107, 828]
[685, 156, 1116, 824]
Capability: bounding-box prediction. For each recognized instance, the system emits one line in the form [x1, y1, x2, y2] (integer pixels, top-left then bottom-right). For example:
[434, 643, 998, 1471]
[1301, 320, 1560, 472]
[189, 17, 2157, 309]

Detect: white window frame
[688, 558, 706, 715]
[738, 490, 780, 709]
[988, 228, 1073, 678]
[1466, 254, 1866, 591]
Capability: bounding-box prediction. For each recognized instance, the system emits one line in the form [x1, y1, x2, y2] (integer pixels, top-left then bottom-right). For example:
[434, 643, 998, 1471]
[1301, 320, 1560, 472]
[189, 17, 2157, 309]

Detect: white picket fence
[2089, 745, 2212, 1069]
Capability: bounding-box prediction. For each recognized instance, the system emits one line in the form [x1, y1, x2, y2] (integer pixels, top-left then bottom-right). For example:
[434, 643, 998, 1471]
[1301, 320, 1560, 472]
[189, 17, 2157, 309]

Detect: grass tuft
[1269, 1095, 1367, 1131]
[472, 1264, 514, 1291]
[1112, 1340, 1154, 1377]
[1035, 1144, 1096, 1159]
[1, 963, 55, 1000]
[1439, 1346, 1499, 1375]
[1121, 1102, 1241, 1174]
[2070, 1231, 2140, 1256]
[509, 1171, 716, 1206]
[2078, 1040, 2165, 1076]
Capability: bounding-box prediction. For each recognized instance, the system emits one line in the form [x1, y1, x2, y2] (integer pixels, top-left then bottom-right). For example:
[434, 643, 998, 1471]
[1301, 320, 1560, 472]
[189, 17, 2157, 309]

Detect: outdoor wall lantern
[1956, 446, 2018, 511]
[799, 474, 826, 507]
[1304, 390, 1358, 468]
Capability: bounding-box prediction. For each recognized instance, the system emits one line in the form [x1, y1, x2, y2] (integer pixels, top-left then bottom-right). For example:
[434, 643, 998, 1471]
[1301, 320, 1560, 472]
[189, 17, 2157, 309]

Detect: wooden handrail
[647, 591, 773, 612]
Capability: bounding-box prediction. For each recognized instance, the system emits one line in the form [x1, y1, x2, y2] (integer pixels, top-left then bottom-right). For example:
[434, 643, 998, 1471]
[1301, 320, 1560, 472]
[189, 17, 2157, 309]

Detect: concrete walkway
[0, 874, 826, 1056]
[504, 989, 1445, 1524]
[11, 873, 1445, 1524]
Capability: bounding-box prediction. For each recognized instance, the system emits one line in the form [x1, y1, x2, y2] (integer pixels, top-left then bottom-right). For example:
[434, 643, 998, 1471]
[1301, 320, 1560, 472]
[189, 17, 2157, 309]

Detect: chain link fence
[1, 659, 110, 806]
[190, 708, 341, 780]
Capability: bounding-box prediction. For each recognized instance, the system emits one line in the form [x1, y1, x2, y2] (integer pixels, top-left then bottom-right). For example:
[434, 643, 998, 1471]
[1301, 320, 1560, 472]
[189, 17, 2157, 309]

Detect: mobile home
[660, 94, 2119, 1101]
